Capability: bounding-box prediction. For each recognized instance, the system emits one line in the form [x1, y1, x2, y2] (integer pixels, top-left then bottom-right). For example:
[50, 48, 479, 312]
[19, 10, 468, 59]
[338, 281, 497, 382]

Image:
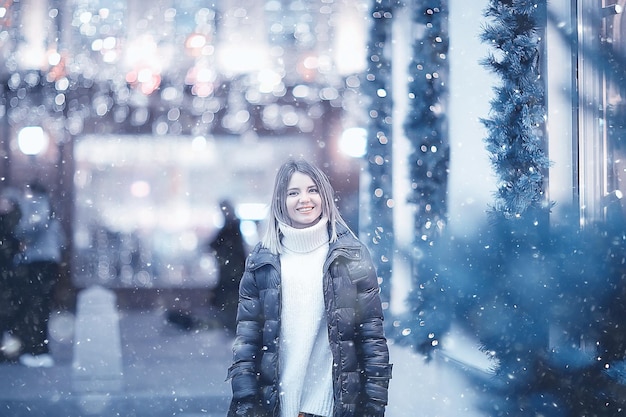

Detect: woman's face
[285, 171, 323, 229]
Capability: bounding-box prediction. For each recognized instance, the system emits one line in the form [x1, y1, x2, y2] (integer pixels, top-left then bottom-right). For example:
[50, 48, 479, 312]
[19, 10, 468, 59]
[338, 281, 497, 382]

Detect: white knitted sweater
[278, 218, 334, 417]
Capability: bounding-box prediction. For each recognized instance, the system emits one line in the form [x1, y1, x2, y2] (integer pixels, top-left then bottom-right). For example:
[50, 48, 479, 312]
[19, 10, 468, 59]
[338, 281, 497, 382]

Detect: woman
[227, 158, 392, 417]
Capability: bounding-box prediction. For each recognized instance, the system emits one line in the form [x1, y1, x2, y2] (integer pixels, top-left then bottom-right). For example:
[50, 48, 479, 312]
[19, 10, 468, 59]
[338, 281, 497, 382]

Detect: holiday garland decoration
[397, 0, 450, 355]
[480, 0, 550, 219]
[423, 215, 626, 416]
[404, 1, 449, 243]
[363, 0, 399, 308]
[470, 1, 626, 415]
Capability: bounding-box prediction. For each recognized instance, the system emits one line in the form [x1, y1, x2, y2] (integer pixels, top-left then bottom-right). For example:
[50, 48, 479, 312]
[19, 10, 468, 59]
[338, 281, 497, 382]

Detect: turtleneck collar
[280, 217, 329, 254]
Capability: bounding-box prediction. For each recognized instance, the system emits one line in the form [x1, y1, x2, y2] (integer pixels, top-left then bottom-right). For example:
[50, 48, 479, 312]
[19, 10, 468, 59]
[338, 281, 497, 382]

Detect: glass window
[605, 1, 626, 224]
[576, 0, 626, 226]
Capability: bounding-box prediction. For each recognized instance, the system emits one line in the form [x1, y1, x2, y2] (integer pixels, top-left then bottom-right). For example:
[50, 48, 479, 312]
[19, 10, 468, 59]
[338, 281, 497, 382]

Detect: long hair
[261, 158, 352, 254]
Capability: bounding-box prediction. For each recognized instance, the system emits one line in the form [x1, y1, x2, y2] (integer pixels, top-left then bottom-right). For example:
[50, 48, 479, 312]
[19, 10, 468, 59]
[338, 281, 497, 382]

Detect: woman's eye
[309, 188, 319, 193]
[287, 191, 298, 197]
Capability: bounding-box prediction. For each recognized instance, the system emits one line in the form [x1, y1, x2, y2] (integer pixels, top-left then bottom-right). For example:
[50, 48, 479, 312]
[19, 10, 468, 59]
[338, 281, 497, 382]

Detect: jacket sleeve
[352, 244, 393, 409]
[227, 252, 264, 402]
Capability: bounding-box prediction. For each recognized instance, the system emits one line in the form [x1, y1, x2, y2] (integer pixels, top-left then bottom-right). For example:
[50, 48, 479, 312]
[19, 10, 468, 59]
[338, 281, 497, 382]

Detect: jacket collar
[326, 223, 363, 269]
[246, 244, 279, 271]
[329, 222, 360, 251]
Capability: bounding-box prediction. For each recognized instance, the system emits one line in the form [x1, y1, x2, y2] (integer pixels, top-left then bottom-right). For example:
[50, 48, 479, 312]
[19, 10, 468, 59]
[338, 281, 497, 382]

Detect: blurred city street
[0, 299, 493, 417]
[1, 0, 625, 415]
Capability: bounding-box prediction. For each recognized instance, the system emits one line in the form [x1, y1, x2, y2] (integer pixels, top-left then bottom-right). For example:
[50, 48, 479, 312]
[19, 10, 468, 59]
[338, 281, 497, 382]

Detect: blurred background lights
[237, 203, 269, 221]
[237, 203, 269, 246]
[339, 127, 367, 158]
[18, 126, 49, 155]
[257, 68, 282, 93]
[130, 180, 151, 198]
[292, 84, 310, 98]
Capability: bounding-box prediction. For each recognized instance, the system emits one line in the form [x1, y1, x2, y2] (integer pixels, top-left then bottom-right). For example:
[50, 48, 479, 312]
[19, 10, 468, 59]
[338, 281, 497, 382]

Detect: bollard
[72, 285, 123, 395]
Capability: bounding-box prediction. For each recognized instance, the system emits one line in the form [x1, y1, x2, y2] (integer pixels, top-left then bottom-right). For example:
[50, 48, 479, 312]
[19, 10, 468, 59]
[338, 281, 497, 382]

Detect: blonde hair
[261, 158, 352, 254]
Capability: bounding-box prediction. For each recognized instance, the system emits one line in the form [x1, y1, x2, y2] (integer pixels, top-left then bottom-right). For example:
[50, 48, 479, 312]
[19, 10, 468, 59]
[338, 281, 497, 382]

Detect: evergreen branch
[396, 0, 450, 357]
[403, 0, 449, 243]
[362, 0, 401, 307]
[480, 0, 550, 219]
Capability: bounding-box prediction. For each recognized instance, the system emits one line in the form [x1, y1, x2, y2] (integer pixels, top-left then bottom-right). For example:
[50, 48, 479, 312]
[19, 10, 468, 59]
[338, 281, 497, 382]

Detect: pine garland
[398, 0, 450, 356]
[363, 0, 399, 308]
[480, 0, 550, 219]
[404, 1, 449, 244]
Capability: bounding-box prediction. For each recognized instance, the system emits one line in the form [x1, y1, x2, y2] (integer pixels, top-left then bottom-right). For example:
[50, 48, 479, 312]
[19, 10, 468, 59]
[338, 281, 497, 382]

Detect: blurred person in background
[166, 199, 247, 333]
[227, 158, 392, 417]
[208, 199, 247, 333]
[0, 189, 23, 362]
[13, 182, 66, 368]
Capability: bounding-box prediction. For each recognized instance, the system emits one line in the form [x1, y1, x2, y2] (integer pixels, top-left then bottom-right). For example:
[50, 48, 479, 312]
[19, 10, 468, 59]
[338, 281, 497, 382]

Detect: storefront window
[577, 0, 626, 226]
[605, 1, 626, 224]
[72, 134, 314, 289]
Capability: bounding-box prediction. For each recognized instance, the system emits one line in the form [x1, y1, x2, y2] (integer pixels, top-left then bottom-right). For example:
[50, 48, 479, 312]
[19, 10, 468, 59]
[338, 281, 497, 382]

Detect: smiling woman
[285, 171, 323, 229]
[227, 158, 392, 417]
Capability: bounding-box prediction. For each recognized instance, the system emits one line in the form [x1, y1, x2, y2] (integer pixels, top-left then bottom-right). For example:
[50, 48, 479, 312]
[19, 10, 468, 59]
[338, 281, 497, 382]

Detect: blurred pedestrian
[0, 189, 23, 362]
[208, 199, 247, 333]
[13, 182, 66, 368]
[226, 158, 392, 417]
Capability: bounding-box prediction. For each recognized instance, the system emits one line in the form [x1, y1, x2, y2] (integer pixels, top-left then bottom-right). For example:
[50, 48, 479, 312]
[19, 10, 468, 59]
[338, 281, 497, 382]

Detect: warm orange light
[126, 68, 161, 95]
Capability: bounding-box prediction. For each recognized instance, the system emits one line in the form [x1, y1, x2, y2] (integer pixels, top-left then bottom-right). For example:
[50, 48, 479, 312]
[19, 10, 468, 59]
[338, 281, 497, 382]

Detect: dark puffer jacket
[227, 223, 392, 417]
